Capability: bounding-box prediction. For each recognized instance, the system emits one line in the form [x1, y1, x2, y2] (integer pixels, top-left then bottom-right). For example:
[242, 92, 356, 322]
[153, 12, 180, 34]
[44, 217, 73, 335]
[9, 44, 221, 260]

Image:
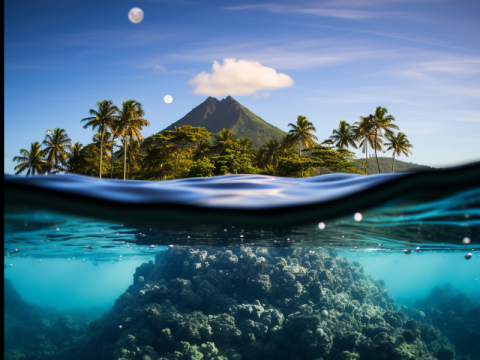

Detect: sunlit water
[4, 169, 480, 360]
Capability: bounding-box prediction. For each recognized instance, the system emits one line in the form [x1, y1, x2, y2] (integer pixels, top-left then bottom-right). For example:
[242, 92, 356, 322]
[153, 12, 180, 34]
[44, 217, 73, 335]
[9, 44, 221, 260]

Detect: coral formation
[4, 278, 93, 360]
[405, 284, 480, 360]
[82, 247, 456, 360]
[6, 249, 477, 360]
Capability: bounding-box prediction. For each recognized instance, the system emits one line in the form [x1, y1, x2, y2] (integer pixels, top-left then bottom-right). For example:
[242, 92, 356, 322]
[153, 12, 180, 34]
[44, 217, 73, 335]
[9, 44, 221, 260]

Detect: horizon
[4, 0, 480, 174]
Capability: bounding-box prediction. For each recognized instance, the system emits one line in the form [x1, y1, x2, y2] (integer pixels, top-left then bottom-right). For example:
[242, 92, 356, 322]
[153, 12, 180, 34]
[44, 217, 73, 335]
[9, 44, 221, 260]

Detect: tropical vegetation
[12, 99, 414, 179]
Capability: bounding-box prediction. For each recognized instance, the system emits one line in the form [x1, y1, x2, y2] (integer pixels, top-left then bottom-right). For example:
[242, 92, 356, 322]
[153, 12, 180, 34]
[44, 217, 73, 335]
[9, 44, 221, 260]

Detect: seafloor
[4, 247, 480, 360]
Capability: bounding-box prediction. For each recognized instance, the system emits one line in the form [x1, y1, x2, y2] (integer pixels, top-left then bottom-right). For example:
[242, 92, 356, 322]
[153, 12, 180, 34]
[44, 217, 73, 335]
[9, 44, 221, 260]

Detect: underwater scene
[4, 167, 480, 360]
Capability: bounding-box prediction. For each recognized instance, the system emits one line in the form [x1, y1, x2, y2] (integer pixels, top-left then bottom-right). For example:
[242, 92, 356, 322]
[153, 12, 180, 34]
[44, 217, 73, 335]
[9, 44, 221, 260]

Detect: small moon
[128, 8, 144, 24]
[164, 95, 173, 104]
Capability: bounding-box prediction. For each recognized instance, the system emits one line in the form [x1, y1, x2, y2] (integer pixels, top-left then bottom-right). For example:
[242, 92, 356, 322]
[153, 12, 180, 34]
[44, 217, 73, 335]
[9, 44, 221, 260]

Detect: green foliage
[308, 146, 363, 175]
[42, 128, 72, 172]
[385, 132, 413, 173]
[188, 159, 215, 177]
[329, 120, 358, 149]
[12, 141, 47, 176]
[276, 156, 321, 177]
[66, 142, 83, 174]
[13, 97, 418, 180]
[355, 107, 399, 174]
[114, 100, 149, 180]
[211, 151, 257, 176]
[160, 125, 210, 147]
[263, 139, 285, 166]
[258, 165, 277, 176]
[71, 144, 109, 177]
[81, 100, 117, 178]
[354, 157, 431, 174]
[140, 144, 175, 179]
[288, 115, 318, 156]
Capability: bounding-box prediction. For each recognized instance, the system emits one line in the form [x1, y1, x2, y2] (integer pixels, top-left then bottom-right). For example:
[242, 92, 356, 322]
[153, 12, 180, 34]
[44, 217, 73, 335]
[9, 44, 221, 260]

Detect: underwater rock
[76, 246, 461, 360]
[3, 278, 92, 360]
[407, 284, 480, 360]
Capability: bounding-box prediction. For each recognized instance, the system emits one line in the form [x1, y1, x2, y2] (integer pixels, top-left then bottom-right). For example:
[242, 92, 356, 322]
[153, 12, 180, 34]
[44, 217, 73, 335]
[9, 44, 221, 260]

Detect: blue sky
[4, 0, 480, 174]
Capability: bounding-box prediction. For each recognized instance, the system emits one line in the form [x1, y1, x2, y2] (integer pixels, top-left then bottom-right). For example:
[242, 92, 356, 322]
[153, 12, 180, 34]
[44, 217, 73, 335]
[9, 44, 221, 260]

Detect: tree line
[13, 100, 413, 179]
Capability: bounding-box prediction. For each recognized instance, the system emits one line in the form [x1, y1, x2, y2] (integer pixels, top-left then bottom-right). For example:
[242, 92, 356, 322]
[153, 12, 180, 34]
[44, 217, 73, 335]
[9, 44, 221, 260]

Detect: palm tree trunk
[298, 140, 302, 156]
[99, 127, 104, 179]
[392, 153, 396, 173]
[123, 139, 127, 181]
[374, 130, 380, 174]
[365, 143, 368, 175]
[110, 137, 115, 179]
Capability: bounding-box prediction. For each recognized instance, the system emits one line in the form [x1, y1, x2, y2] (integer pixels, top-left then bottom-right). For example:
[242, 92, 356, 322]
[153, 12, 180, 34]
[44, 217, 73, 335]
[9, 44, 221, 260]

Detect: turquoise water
[4, 168, 480, 360]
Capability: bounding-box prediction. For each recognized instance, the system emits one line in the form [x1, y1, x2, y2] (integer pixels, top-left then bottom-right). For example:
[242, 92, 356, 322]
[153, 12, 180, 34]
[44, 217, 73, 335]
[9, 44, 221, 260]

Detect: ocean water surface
[4, 165, 480, 360]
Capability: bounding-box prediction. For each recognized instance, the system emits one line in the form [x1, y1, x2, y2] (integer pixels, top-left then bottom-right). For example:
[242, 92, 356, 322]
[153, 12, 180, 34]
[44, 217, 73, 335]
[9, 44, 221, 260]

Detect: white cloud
[154, 65, 166, 72]
[225, 4, 405, 20]
[188, 58, 294, 96]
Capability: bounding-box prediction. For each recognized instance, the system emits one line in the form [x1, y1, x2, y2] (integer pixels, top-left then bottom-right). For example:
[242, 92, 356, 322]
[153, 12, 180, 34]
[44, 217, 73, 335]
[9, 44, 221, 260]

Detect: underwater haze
[4, 167, 480, 360]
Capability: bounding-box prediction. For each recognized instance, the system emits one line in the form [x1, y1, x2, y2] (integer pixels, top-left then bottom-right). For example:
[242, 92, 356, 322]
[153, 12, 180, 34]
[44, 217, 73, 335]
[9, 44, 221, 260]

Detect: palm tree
[13, 142, 47, 175]
[116, 139, 143, 180]
[68, 142, 83, 156]
[353, 117, 383, 175]
[213, 128, 235, 154]
[385, 132, 413, 173]
[81, 100, 117, 179]
[66, 142, 83, 174]
[42, 128, 71, 172]
[237, 137, 253, 155]
[114, 100, 149, 180]
[288, 116, 318, 156]
[252, 147, 267, 168]
[359, 107, 399, 174]
[264, 139, 284, 166]
[193, 139, 211, 161]
[92, 131, 113, 158]
[281, 134, 296, 153]
[330, 120, 358, 149]
[141, 144, 174, 179]
[214, 128, 234, 142]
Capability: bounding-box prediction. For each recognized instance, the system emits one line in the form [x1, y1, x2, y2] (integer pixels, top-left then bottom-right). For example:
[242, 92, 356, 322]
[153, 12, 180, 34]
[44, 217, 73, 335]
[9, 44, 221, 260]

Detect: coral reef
[4, 278, 93, 360]
[84, 247, 456, 360]
[404, 284, 480, 360]
[7, 249, 476, 360]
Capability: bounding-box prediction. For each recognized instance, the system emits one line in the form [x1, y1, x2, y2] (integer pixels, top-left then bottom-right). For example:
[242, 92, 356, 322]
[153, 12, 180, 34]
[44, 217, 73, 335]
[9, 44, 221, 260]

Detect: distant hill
[354, 156, 435, 174]
[162, 96, 287, 148]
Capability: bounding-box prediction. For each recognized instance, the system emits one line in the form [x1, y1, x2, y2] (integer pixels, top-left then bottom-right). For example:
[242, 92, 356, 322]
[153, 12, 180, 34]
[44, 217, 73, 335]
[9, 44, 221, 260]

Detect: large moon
[128, 8, 144, 24]
[164, 95, 173, 104]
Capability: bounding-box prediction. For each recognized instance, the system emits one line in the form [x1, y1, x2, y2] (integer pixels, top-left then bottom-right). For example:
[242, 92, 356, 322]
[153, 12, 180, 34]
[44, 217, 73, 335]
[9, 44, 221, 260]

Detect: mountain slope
[162, 96, 287, 148]
[354, 156, 435, 174]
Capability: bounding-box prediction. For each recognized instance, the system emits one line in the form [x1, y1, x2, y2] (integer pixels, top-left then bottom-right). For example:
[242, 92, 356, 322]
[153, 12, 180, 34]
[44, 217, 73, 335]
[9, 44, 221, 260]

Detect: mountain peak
[162, 97, 286, 147]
